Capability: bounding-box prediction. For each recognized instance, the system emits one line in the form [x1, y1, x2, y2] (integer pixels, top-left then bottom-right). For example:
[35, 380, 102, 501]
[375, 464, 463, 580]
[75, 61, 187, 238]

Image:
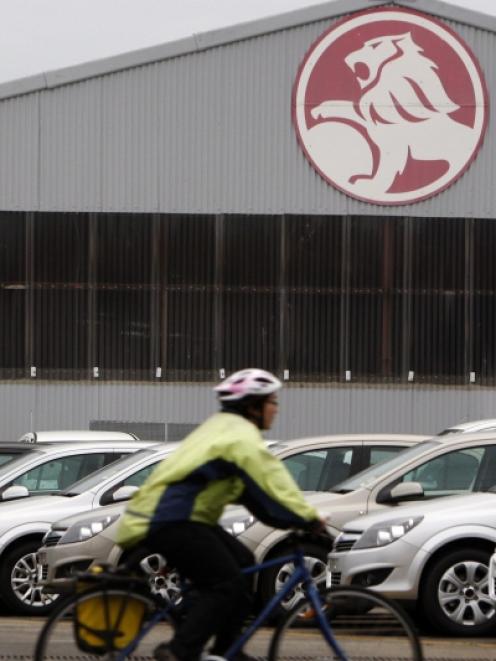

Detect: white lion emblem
[311, 32, 477, 197]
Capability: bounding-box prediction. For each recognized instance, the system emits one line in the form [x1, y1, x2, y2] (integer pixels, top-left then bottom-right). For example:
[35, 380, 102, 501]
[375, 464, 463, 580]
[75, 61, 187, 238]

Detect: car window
[100, 460, 162, 505]
[61, 448, 158, 495]
[400, 447, 485, 496]
[12, 453, 110, 493]
[121, 463, 158, 487]
[332, 440, 441, 492]
[283, 447, 354, 491]
[369, 446, 406, 466]
[0, 452, 24, 468]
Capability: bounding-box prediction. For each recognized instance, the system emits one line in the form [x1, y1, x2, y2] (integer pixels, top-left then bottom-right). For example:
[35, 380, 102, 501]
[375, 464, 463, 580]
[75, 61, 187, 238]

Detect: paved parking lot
[3, 615, 496, 659]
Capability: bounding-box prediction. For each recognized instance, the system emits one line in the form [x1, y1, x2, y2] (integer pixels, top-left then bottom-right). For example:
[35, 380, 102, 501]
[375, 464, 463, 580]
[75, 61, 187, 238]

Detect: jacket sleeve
[232, 440, 320, 530]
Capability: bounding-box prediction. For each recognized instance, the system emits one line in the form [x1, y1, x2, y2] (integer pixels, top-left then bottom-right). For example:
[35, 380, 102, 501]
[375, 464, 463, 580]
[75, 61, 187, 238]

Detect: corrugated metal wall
[0, 11, 493, 216]
[2, 381, 496, 441]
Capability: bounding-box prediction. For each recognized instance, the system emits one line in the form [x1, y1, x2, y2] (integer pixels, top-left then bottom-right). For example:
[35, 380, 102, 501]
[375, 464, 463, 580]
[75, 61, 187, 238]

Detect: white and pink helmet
[214, 368, 282, 402]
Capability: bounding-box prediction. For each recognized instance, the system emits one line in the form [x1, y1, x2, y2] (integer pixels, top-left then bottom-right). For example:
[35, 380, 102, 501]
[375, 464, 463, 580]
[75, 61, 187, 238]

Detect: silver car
[226, 430, 496, 616]
[328, 492, 496, 636]
[39, 433, 426, 614]
[0, 444, 172, 615]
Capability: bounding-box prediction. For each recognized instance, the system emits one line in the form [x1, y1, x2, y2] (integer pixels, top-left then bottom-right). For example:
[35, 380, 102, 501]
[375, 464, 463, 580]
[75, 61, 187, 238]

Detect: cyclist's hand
[310, 516, 331, 535]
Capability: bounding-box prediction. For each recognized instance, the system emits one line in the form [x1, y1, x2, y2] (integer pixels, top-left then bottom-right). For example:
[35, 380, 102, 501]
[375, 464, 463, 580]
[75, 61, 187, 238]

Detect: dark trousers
[146, 521, 255, 661]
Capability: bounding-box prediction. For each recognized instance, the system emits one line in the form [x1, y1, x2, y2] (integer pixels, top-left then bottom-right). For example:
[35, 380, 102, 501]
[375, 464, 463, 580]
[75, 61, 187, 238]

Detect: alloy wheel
[11, 552, 57, 608]
[437, 559, 495, 627]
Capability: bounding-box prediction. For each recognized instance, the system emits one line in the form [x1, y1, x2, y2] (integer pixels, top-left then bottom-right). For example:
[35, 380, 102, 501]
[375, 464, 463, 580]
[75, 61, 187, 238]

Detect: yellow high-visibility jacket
[116, 412, 319, 548]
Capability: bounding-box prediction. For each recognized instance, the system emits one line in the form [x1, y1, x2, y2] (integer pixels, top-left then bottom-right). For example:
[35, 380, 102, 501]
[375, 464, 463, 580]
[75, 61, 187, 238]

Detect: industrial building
[0, 0, 495, 439]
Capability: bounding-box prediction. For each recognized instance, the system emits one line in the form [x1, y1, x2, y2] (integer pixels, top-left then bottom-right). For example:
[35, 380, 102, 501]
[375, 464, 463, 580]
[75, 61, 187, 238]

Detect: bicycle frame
[226, 547, 347, 661]
[116, 546, 347, 661]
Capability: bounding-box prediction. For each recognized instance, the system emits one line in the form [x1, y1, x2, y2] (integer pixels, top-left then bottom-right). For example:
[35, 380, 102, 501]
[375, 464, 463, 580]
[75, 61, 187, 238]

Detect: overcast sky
[0, 0, 494, 84]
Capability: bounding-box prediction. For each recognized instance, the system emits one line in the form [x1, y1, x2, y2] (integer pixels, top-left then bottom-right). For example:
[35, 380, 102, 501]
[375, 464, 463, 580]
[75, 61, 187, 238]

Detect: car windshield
[61, 448, 158, 495]
[0, 453, 26, 469]
[0, 449, 41, 473]
[329, 440, 441, 492]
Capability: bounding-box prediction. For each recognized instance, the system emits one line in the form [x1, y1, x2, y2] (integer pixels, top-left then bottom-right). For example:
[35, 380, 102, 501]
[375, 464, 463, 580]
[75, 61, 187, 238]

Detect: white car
[0, 444, 173, 615]
[328, 492, 496, 636]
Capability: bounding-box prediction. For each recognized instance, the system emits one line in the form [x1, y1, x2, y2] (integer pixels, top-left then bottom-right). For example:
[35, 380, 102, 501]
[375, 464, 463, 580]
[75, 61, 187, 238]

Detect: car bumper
[38, 532, 117, 591]
[327, 539, 429, 601]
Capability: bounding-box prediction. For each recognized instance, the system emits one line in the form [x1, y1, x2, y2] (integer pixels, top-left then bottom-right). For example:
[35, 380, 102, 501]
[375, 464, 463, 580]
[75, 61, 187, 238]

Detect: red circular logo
[292, 8, 489, 205]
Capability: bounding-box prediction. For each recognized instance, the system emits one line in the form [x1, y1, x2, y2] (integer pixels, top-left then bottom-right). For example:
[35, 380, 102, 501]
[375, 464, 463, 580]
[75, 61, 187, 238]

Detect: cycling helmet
[214, 368, 282, 401]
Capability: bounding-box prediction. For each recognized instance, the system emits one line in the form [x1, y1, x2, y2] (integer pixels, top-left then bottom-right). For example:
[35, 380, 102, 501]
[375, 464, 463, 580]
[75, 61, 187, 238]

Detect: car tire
[421, 547, 496, 636]
[258, 542, 328, 623]
[0, 540, 58, 615]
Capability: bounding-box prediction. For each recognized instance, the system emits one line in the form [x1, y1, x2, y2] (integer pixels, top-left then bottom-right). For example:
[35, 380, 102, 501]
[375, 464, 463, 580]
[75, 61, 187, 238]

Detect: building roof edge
[0, 0, 493, 101]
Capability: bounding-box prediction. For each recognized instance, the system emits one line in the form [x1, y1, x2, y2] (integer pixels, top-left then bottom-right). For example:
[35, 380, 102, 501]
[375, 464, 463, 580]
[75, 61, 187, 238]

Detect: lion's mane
[358, 34, 460, 126]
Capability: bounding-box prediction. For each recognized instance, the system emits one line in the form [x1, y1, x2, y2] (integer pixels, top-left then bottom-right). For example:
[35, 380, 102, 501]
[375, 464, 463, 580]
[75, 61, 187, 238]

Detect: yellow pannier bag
[74, 588, 146, 655]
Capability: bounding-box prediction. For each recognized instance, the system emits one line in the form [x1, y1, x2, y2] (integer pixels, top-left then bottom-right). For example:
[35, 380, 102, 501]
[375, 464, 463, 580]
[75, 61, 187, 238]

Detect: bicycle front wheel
[34, 585, 169, 660]
[269, 586, 423, 661]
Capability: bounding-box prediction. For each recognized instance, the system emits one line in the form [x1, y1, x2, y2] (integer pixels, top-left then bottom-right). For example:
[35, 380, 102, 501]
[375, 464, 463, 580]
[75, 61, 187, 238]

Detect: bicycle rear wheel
[34, 585, 170, 660]
[269, 586, 423, 660]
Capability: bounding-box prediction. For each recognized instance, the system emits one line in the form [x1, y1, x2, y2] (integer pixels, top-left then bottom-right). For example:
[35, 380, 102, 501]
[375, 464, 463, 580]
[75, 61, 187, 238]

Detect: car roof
[432, 430, 496, 444]
[270, 433, 427, 451]
[438, 419, 496, 435]
[18, 430, 143, 443]
[15, 439, 159, 453]
[0, 443, 35, 453]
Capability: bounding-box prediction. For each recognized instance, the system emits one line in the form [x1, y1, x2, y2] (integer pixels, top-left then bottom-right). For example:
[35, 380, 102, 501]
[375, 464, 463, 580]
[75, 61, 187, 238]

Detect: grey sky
[0, 0, 494, 84]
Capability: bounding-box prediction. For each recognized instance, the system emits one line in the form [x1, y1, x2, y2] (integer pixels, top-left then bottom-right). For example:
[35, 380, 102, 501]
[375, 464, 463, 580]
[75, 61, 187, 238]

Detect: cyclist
[116, 368, 326, 661]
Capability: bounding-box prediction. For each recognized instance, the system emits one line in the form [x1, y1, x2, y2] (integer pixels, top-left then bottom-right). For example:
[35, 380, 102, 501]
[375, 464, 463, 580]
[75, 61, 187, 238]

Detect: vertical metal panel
[102, 66, 159, 211]
[0, 212, 25, 376]
[221, 215, 280, 372]
[473, 219, 496, 382]
[162, 215, 215, 379]
[286, 215, 342, 380]
[40, 81, 102, 211]
[0, 94, 38, 210]
[32, 213, 89, 378]
[410, 218, 466, 383]
[95, 213, 153, 377]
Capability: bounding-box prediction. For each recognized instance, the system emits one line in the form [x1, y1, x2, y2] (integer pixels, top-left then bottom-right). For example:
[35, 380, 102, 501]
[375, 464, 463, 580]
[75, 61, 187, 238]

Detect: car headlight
[223, 515, 255, 536]
[353, 516, 423, 550]
[58, 514, 119, 545]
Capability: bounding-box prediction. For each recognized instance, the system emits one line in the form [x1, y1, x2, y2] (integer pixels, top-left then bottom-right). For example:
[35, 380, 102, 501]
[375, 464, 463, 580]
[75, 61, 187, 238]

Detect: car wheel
[0, 540, 58, 615]
[422, 547, 496, 636]
[258, 542, 328, 623]
[141, 554, 182, 603]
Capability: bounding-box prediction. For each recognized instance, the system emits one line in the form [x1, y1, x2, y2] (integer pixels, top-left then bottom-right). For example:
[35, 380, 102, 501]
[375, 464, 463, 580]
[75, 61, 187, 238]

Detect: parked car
[0, 438, 153, 502]
[38, 433, 426, 613]
[328, 491, 496, 636]
[18, 430, 140, 443]
[0, 444, 173, 614]
[222, 429, 496, 615]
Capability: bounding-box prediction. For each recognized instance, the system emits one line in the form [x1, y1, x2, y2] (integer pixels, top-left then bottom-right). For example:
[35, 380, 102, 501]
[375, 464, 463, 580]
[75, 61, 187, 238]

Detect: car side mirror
[377, 481, 424, 504]
[1, 485, 30, 501]
[111, 485, 139, 502]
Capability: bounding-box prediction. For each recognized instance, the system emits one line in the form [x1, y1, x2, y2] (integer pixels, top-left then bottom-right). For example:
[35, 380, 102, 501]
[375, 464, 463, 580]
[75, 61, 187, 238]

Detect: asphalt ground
[2, 616, 496, 660]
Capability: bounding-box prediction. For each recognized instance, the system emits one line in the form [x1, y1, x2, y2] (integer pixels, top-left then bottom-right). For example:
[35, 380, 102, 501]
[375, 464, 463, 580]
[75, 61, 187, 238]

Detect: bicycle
[34, 533, 423, 660]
